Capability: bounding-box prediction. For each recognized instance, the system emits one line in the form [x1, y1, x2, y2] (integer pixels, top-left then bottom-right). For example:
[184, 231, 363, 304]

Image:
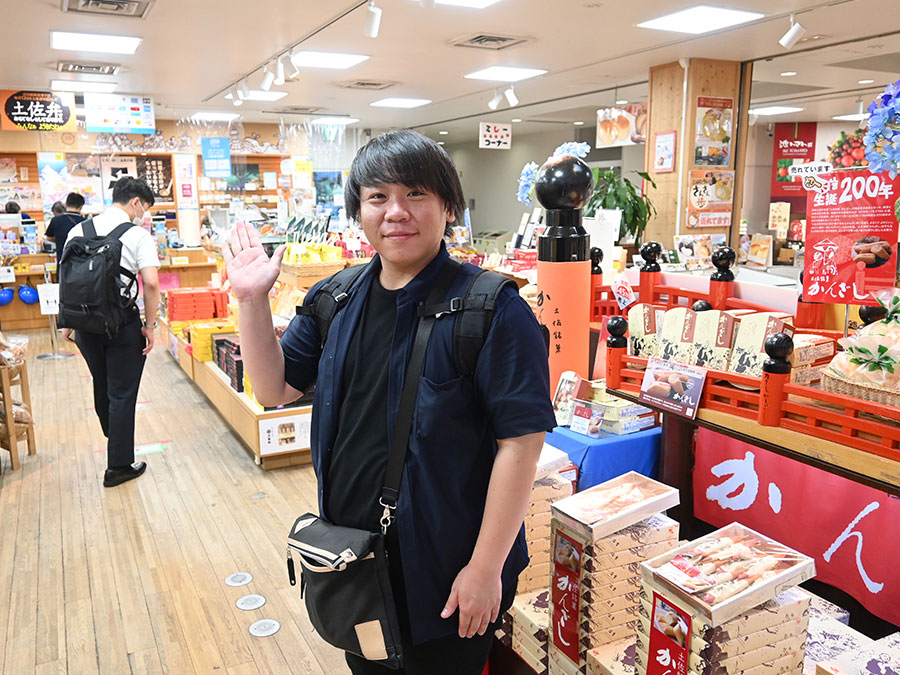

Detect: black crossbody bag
[286, 259, 461, 669]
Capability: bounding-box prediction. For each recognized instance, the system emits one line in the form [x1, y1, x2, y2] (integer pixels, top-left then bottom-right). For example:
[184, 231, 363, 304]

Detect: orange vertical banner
[538, 260, 591, 388]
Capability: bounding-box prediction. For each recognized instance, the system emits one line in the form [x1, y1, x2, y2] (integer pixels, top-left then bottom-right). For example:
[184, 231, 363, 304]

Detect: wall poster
[694, 97, 733, 167]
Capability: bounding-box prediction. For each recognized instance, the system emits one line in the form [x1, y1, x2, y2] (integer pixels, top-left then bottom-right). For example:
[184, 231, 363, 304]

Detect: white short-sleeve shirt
[65, 205, 160, 299]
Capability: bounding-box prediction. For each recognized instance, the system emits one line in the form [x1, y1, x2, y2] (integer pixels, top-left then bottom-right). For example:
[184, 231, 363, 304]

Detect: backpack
[298, 259, 517, 376]
[58, 218, 138, 338]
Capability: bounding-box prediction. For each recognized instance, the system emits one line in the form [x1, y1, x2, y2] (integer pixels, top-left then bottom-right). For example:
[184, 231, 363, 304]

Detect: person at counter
[45, 192, 85, 264]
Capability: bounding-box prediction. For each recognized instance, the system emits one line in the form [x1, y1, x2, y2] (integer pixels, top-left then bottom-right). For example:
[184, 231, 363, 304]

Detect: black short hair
[344, 129, 465, 238]
[112, 176, 155, 207]
[65, 192, 85, 210]
[4, 201, 20, 214]
[51, 201, 66, 215]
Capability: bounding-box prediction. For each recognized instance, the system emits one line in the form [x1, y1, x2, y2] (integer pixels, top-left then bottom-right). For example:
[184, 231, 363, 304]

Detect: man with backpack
[61, 176, 160, 488]
[45, 191, 85, 264]
[225, 130, 555, 674]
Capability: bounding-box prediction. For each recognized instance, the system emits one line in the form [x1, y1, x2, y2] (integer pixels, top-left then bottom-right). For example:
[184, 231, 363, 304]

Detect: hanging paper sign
[647, 592, 691, 675]
[37, 283, 60, 315]
[551, 530, 583, 664]
[611, 272, 636, 309]
[771, 122, 817, 197]
[694, 97, 733, 167]
[99, 155, 137, 207]
[596, 103, 648, 148]
[789, 161, 833, 183]
[0, 90, 77, 132]
[479, 123, 512, 150]
[803, 170, 900, 305]
[0, 266, 14, 283]
[201, 137, 232, 178]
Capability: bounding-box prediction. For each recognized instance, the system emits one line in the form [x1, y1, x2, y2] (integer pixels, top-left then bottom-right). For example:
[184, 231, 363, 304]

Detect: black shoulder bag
[286, 258, 461, 669]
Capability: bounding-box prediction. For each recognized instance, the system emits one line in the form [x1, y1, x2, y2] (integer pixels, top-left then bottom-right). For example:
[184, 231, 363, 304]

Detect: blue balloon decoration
[17, 286, 38, 305]
[0, 288, 13, 306]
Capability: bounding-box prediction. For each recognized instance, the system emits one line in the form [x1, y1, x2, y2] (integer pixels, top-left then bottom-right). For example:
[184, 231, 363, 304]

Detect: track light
[260, 64, 275, 91]
[488, 90, 503, 110]
[238, 78, 250, 99]
[779, 14, 807, 49]
[274, 56, 286, 86]
[504, 86, 518, 107]
[364, 0, 382, 38]
[231, 88, 243, 106]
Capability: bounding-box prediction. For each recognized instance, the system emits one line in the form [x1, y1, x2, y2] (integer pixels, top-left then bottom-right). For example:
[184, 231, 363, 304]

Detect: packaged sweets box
[639, 522, 815, 625]
[658, 307, 698, 365]
[692, 310, 738, 371]
[551, 472, 679, 543]
[628, 304, 666, 358]
[727, 313, 795, 378]
[586, 638, 636, 675]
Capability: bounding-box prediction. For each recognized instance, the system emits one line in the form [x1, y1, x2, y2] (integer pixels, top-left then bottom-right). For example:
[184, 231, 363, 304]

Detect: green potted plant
[583, 169, 657, 245]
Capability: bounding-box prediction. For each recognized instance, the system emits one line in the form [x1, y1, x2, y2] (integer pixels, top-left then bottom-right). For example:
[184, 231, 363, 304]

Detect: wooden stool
[0, 362, 35, 472]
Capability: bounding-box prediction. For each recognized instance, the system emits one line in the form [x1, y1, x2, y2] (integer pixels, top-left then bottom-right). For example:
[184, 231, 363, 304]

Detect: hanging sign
[646, 592, 691, 675]
[99, 155, 138, 207]
[479, 123, 512, 150]
[596, 103, 648, 148]
[0, 90, 77, 132]
[83, 93, 155, 134]
[803, 170, 900, 305]
[201, 137, 232, 178]
[37, 283, 60, 315]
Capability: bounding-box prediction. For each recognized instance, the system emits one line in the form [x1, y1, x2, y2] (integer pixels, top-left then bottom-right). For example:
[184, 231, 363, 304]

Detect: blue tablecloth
[545, 426, 662, 491]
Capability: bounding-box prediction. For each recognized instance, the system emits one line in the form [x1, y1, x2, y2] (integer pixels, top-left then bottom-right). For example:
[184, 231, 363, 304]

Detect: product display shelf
[278, 260, 351, 291]
[0, 253, 57, 330]
[158, 317, 312, 470]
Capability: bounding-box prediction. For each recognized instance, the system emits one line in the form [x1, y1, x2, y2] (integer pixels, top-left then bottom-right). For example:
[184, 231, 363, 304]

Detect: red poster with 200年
[804, 170, 900, 306]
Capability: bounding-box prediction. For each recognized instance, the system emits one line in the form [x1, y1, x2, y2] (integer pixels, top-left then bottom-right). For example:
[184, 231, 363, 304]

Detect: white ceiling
[1, 0, 898, 143]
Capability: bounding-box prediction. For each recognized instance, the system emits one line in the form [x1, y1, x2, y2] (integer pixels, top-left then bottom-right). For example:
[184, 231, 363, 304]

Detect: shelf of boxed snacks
[0, 253, 57, 330]
[602, 294, 900, 494]
[158, 287, 313, 471]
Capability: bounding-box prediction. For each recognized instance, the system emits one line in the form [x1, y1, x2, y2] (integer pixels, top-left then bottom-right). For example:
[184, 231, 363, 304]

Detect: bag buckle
[379, 497, 396, 535]
[435, 297, 463, 319]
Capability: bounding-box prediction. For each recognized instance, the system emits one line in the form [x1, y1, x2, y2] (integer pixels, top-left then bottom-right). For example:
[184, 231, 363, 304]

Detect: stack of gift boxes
[546, 472, 680, 675]
[185, 319, 237, 361]
[554, 372, 658, 437]
[166, 288, 229, 321]
[519, 472, 575, 595]
[633, 522, 816, 675]
[509, 589, 552, 674]
[214, 334, 243, 392]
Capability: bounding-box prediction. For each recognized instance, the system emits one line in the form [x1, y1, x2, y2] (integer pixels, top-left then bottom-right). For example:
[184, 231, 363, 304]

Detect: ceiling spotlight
[858, 79, 874, 84]
[274, 56, 286, 86]
[260, 64, 275, 91]
[615, 99, 628, 105]
[780, 71, 797, 77]
[231, 88, 243, 106]
[511, 118, 522, 122]
[779, 14, 807, 49]
[504, 86, 518, 107]
[439, 130, 449, 135]
[574, 121, 584, 126]
[364, 0, 382, 38]
[488, 90, 503, 110]
[239, 78, 250, 99]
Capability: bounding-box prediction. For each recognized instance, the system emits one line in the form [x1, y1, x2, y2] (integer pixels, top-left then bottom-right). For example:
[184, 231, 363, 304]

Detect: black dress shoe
[103, 461, 147, 487]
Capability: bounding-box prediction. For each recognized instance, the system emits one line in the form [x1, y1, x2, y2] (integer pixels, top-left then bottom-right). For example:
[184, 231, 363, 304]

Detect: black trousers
[74, 313, 146, 469]
[345, 529, 513, 675]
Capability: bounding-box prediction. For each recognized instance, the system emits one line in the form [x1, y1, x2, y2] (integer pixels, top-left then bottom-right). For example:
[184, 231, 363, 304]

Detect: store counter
[544, 425, 661, 490]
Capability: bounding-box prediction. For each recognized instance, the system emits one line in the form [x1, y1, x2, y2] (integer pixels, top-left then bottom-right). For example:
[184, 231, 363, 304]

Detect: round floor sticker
[225, 572, 253, 587]
[249, 619, 280, 637]
[236, 594, 266, 611]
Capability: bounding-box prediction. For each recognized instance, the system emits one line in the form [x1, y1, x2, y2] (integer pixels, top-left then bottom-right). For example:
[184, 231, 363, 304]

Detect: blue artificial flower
[517, 161, 539, 206]
[865, 78, 900, 177]
[551, 141, 592, 159]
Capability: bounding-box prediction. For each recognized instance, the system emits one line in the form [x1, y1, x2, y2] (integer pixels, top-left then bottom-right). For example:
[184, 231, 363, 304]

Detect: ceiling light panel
[637, 5, 763, 35]
[290, 51, 369, 69]
[416, 0, 503, 6]
[748, 106, 804, 116]
[50, 30, 142, 54]
[226, 90, 288, 101]
[833, 113, 867, 121]
[465, 66, 547, 82]
[51, 79, 118, 93]
[370, 98, 431, 108]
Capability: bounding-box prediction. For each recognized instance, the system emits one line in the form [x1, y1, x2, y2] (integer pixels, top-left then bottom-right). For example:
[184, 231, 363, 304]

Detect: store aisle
[0, 330, 350, 675]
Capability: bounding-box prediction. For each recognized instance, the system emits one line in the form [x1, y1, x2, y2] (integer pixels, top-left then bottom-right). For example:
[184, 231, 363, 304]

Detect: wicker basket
[820, 370, 900, 408]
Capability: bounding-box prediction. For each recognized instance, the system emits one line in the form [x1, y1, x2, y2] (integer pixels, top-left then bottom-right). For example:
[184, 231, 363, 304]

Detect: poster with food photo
[596, 103, 648, 148]
[694, 97, 733, 167]
[686, 170, 734, 228]
[771, 122, 817, 197]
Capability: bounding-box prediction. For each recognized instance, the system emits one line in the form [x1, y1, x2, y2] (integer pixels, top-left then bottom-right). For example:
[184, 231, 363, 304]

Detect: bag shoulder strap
[108, 221, 135, 242]
[82, 217, 96, 238]
[379, 258, 462, 532]
[417, 266, 517, 376]
[297, 264, 368, 347]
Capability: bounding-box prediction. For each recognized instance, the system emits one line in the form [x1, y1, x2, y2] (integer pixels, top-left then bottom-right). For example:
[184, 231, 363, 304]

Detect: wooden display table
[0, 253, 55, 331]
[159, 318, 311, 470]
[0, 362, 35, 471]
[160, 248, 218, 288]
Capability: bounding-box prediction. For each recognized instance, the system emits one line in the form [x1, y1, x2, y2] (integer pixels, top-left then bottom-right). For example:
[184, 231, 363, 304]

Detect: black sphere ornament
[606, 315, 628, 349]
[763, 332, 793, 375]
[711, 247, 736, 282]
[859, 304, 888, 326]
[640, 241, 663, 273]
[590, 247, 604, 274]
[692, 300, 713, 312]
[536, 154, 593, 262]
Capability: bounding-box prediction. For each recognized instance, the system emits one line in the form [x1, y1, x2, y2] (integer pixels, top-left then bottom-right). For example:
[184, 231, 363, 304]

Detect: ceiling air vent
[450, 33, 531, 50]
[262, 106, 324, 115]
[336, 80, 398, 91]
[61, 0, 155, 18]
[57, 61, 120, 75]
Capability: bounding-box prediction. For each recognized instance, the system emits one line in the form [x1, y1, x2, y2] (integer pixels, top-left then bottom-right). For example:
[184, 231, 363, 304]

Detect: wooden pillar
[645, 59, 752, 250]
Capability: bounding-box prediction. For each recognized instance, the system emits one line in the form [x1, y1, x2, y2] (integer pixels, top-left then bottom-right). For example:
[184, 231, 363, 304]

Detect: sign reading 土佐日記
[803, 169, 900, 305]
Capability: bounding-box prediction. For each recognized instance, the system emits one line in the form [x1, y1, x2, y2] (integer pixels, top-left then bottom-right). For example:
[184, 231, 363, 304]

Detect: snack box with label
[692, 310, 738, 371]
[570, 399, 656, 438]
[727, 313, 795, 378]
[551, 472, 679, 543]
[658, 307, 698, 365]
[586, 638, 636, 675]
[627, 304, 665, 358]
[639, 522, 815, 625]
[790, 334, 836, 367]
[597, 414, 657, 436]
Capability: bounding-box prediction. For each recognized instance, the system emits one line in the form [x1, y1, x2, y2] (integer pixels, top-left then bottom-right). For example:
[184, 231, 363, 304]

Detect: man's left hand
[61, 328, 75, 343]
[440, 561, 501, 638]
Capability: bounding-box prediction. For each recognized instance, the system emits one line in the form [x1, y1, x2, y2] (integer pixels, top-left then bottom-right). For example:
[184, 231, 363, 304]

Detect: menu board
[804, 170, 900, 305]
[84, 93, 156, 134]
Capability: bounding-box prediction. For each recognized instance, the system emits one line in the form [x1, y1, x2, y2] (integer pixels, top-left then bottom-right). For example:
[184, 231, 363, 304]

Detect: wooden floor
[0, 329, 351, 675]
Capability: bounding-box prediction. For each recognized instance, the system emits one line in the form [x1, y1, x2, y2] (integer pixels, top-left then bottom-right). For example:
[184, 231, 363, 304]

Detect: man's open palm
[223, 221, 286, 301]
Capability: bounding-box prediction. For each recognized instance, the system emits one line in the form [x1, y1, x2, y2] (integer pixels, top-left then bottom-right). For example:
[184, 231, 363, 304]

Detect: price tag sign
[37, 282, 60, 315]
[0, 266, 14, 283]
[647, 592, 691, 675]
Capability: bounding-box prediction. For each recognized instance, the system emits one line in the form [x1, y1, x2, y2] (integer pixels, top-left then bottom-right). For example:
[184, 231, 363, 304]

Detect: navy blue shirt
[280, 243, 556, 644]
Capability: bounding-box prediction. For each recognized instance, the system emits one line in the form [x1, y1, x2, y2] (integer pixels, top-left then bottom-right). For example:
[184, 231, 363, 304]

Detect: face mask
[133, 203, 144, 226]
